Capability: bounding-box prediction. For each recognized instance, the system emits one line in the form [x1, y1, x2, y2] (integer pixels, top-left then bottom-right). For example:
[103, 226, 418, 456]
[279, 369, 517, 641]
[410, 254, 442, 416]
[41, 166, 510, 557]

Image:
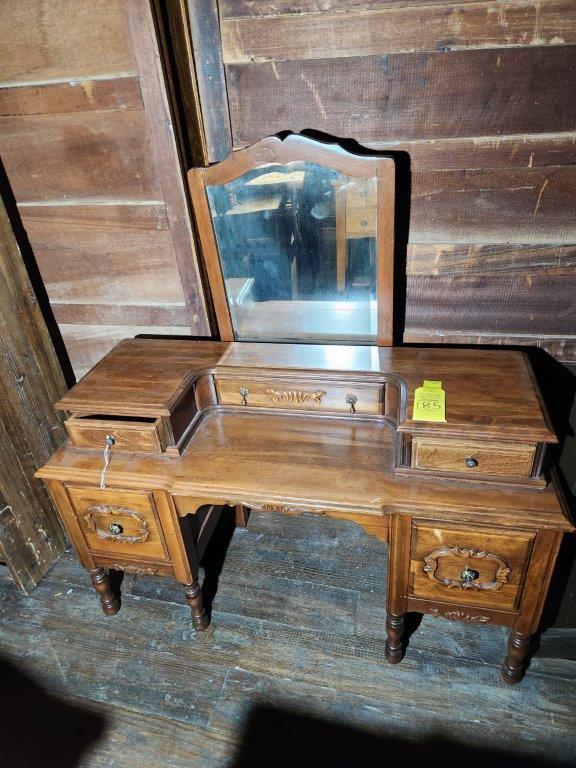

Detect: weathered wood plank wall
[0, 0, 212, 379]
[205, 0, 576, 360]
[0, 195, 68, 592]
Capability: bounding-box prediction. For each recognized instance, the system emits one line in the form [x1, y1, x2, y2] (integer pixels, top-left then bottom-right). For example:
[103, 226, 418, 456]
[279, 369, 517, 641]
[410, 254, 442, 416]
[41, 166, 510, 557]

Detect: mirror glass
[205, 161, 377, 343]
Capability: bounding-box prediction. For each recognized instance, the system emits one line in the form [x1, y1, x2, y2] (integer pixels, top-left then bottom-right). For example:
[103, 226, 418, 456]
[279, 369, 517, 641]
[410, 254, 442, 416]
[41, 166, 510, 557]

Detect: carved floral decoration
[423, 546, 510, 591]
[265, 388, 326, 404]
[84, 505, 150, 544]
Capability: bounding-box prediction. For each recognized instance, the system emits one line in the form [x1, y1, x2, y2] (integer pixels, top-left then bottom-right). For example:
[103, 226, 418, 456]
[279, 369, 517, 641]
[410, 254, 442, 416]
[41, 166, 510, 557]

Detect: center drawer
[411, 436, 536, 478]
[215, 376, 384, 415]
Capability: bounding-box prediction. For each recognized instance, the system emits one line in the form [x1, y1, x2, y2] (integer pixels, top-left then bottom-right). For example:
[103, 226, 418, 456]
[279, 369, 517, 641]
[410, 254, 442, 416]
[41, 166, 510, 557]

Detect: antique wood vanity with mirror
[37, 134, 573, 684]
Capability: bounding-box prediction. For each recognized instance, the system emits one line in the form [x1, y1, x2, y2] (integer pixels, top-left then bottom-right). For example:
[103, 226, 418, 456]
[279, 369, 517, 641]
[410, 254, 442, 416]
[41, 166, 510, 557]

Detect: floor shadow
[199, 505, 238, 616]
[527, 349, 576, 643]
[230, 704, 571, 768]
[0, 656, 105, 767]
[403, 610, 424, 651]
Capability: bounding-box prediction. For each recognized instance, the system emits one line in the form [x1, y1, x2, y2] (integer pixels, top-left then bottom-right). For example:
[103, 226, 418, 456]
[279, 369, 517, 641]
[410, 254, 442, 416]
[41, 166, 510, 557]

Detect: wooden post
[0, 196, 68, 592]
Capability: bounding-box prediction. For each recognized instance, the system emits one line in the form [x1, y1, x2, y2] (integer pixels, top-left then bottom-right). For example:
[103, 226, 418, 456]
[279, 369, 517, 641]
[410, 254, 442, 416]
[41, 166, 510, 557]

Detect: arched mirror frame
[188, 133, 395, 345]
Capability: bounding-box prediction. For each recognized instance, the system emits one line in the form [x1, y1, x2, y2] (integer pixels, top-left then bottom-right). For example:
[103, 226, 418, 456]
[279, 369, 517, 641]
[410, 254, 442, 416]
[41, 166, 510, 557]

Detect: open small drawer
[65, 413, 168, 453]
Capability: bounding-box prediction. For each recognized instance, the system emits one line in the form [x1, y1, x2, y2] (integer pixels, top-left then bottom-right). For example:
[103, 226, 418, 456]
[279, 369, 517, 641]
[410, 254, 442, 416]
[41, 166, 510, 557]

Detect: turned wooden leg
[385, 612, 406, 664]
[234, 504, 250, 528]
[89, 567, 120, 616]
[502, 629, 531, 684]
[184, 582, 210, 631]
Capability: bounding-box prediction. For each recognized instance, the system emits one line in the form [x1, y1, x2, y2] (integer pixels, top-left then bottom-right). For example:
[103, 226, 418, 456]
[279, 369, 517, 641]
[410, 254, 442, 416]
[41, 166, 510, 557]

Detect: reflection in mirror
[205, 161, 377, 343]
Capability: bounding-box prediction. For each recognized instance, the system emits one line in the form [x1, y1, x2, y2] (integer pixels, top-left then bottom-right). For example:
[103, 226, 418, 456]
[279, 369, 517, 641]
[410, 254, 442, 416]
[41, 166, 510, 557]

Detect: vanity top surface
[55, 338, 555, 443]
[37, 405, 571, 531]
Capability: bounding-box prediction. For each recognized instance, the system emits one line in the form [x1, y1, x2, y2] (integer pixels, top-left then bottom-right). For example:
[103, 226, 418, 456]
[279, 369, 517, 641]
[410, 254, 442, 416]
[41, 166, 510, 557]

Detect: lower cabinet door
[409, 523, 535, 611]
[65, 485, 170, 562]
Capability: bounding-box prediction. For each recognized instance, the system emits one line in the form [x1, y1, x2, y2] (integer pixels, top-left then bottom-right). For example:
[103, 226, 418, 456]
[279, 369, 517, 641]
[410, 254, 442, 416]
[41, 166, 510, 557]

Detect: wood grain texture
[187, 0, 233, 162]
[57, 325, 195, 381]
[65, 415, 164, 453]
[221, 1, 576, 63]
[125, 0, 212, 335]
[216, 375, 384, 413]
[52, 339, 557, 443]
[57, 338, 229, 415]
[161, 0, 209, 166]
[226, 46, 576, 144]
[405, 273, 576, 336]
[219, 0, 488, 17]
[403, 331, 576, 360]
[0, 0, 212, 379]
[0, 503, 50, 593]
[409, 523, 534, 611]
[0, 111, 163, 202]
[0, 76, 143, 116]
[411, 437, 536, 478]
[0, 0, 135, 84]
[20, 200, 193, 359]
[22, 214, 191, 305]
[65, 485, 169, 562]
[410, 166, 576, 243]
[19, 202, 170, 231]
[366, 132, 576, 171]
[51, 303, 189, 327]
[2, 533, 576, 766]
[0, 197, 68, 592]
[407, 243, 576, 276]
[35, 338, 572, 540]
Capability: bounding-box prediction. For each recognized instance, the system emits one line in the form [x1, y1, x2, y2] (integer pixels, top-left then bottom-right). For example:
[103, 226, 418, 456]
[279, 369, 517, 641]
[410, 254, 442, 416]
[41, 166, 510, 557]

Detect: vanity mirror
[188, 133, 395, 345]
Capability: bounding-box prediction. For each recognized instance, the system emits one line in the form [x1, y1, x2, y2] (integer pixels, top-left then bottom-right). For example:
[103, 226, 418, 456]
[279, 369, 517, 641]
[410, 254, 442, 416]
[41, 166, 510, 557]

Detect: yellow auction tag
[412, 380, 446, 422]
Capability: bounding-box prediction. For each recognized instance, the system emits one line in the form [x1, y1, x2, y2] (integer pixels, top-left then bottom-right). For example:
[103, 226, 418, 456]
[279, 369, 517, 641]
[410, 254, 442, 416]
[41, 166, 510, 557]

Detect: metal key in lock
[99, 434, 115, 489]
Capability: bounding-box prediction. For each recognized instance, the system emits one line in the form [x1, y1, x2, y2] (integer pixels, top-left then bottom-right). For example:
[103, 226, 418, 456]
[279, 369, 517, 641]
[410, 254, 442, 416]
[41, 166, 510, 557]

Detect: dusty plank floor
[1, 510, 575, 767]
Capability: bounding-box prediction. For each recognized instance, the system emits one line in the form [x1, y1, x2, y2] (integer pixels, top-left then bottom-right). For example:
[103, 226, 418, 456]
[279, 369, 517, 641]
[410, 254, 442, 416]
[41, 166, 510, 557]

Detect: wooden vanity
[36, 134, 573, 683]
[37, 338, 573, 683]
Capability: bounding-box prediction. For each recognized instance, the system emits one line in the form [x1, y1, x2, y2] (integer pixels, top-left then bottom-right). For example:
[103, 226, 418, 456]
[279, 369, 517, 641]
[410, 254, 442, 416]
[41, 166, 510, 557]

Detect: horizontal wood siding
[221, 1, 576, 62]
[0, 0, 211, 379]
[226, 47, 576, 143]
[215, 0, 576, 360]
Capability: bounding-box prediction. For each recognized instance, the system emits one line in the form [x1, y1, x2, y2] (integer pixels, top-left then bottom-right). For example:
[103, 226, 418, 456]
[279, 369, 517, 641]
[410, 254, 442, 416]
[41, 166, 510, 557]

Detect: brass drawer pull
[239, 387, 249, 406]
[461, 567, 480, 583]
[109, 523, 123, 535]
[465, 456, 479, 468]
[345, 394, 358, 414]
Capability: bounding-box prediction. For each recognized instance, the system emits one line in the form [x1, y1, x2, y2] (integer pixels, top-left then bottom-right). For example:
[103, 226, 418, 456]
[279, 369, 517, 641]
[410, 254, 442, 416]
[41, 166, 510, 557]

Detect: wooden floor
[1, 509, 576, 767]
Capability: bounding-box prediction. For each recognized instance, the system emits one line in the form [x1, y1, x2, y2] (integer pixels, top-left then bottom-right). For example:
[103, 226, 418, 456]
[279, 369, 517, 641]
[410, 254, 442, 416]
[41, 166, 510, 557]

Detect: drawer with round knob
[410, 437, 536, 478]
[409, 523, 535, 611]
[215, 376, 384, 415]
[65, 413, 166, 453]
[65, 485, 169, 561]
